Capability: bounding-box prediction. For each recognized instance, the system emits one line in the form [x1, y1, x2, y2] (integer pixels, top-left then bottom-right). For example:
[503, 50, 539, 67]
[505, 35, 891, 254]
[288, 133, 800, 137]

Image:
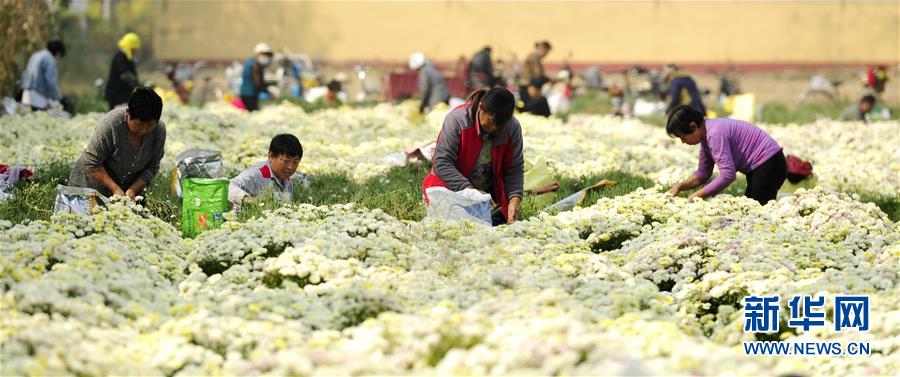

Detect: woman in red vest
[423, 87, 525, 225]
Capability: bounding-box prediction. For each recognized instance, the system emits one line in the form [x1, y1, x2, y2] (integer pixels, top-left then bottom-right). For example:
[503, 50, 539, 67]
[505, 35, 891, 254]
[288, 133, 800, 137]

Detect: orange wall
[152, 1, 900, 64]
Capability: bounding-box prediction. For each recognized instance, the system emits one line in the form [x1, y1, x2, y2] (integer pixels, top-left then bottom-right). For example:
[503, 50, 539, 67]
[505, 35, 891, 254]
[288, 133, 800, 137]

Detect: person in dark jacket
[518, 79, 551, 117]
[423, 87, 524, 226]
[105, 33, 141, 110]
[240, 43, 274, 112]
[467, 46, 494, 90]
[718, 65, 741, 101]
[664, 65, 705, 115]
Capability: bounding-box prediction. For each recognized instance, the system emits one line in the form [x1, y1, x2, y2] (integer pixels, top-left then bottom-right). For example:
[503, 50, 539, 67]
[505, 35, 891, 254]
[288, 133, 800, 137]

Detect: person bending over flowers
[666, 105, 786, 205]
[423, 87, 525, 225]
[68, 88, 165, 201]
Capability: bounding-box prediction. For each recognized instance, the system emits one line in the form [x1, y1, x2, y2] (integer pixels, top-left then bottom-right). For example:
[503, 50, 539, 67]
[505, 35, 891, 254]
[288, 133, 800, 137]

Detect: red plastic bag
[786, 155, 813, 183]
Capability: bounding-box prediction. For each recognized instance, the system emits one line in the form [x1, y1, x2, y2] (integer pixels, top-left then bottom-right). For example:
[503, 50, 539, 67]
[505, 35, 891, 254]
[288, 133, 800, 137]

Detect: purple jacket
[694, 118, 782, 195]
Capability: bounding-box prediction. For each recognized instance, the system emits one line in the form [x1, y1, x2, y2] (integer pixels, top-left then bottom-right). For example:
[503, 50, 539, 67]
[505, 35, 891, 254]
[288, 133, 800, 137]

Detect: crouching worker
[229, 134, 302, 207]
[666, 105, 786, 205]
[518, 78, 551, 117]
[422, 87, 525, 225]
[68, 88, 165, 201]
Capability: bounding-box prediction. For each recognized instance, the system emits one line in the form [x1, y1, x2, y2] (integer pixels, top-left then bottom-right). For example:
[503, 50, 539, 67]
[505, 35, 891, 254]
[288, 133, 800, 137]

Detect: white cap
[409, 52, 426, 70]
[254, 43, 273, 55]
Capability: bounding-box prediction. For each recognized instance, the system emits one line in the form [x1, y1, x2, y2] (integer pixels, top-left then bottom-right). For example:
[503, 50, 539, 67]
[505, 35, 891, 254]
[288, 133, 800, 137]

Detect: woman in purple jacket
[666, 105, 787, 205]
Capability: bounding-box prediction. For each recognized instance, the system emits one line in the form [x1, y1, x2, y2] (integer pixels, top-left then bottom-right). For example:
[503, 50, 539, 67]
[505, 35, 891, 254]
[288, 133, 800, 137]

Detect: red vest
[422, 105, 515, 219]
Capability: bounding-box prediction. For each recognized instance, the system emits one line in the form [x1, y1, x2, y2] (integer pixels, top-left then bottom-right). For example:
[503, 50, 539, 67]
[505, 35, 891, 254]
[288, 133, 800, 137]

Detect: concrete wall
[151, 1, 900, 65]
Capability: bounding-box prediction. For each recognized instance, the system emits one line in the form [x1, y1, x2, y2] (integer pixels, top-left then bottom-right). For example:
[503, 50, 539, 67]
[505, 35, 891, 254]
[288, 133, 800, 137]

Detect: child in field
[838, 95, 876, 123]
[229, 134, 302, 207]
[312, 80, 344, 109]
[666, 105, 786, 205]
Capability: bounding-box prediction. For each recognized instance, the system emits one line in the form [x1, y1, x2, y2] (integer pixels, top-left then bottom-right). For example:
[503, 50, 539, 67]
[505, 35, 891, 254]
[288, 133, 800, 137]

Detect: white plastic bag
[448, 97, 466, 109]
[53, 185, 110, 215]
[2, 97, 18, 115]
[633, 98, 666, 117]
[425, 187, 492, 226]
[546, 90, 571, 115]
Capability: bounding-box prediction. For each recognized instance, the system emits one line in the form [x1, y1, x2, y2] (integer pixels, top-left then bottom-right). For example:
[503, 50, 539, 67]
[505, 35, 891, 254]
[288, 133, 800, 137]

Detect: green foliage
[562, 91, 669, 127]
[273, 96, 380, 113]
[859, 194, 900, 221]
[567, 91, 614, 116]
[759, 100, 852, 124]
[70, 94, 108, 114]
[564, 91, 900, 128]
[0, 161, 70, 224]
[2, 161, 897, 231]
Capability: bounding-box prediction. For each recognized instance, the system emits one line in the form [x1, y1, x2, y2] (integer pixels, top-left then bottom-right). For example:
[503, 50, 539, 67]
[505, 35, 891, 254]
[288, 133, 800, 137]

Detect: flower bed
[0, 104, 897, 375]
[1, 188, 897, 375]
[1, 103, 897, 196]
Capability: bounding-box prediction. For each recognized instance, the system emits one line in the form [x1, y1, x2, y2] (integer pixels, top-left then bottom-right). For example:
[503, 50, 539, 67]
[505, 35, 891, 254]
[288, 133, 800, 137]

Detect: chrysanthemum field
[1, 103, 897, 375]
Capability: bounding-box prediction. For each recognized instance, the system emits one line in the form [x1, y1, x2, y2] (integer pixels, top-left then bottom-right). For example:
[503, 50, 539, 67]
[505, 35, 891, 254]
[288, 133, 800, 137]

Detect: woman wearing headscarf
[105, 33, 141, 110]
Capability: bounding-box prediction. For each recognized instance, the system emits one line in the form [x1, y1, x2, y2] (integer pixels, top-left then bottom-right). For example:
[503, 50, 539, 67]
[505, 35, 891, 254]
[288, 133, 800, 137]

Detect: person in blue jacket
[21, 40, 66, 111]
[240, 43, 274, 112]
[664, 64, 705, 115]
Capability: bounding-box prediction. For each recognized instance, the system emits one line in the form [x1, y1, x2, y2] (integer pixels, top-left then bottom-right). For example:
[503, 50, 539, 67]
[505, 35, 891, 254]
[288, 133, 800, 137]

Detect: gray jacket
[68, 108, 166, 196]
[228, 161, 293, 207]
[433, 107, 524, 200]
[21, 49, 63, 101]
[838, 105, 867, 123]
[419, 62, 450, 111]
